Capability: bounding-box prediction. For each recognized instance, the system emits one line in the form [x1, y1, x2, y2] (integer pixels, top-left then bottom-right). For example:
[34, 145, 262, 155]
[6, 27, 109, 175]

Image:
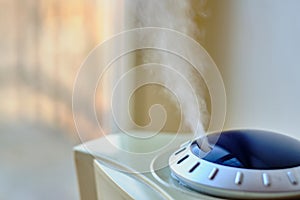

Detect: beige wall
[5, 0, 300, 137]
[0, 0, 124, 140]
[131, 0, 300, 138]
[205, 0, 300, 138]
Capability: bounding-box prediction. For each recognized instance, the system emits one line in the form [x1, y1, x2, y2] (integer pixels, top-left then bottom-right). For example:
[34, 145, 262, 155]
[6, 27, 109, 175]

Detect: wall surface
[205, 0, 300, 138]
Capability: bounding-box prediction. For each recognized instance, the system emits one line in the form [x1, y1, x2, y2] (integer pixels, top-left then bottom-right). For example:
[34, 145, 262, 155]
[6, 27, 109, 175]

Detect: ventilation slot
[189, 162, 200, 173]
[177, 155, 189, 164]
[175, 147, 186, 155]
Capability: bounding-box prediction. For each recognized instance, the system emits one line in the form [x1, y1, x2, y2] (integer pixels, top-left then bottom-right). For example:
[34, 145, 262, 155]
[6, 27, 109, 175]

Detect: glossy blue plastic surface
[195, 130, 300, 169]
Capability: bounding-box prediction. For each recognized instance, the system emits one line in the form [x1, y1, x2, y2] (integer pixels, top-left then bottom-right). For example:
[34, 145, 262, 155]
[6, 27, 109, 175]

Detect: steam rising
[130, 0, 210, 138]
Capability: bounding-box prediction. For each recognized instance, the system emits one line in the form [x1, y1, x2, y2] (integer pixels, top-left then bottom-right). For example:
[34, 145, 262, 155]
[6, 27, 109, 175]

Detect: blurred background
[1, 0, 300, 199]
[0, 0, 125, 199]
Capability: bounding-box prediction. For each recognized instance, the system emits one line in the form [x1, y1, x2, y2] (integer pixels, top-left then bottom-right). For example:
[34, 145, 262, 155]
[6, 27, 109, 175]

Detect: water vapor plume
[131, 0, 210, 138]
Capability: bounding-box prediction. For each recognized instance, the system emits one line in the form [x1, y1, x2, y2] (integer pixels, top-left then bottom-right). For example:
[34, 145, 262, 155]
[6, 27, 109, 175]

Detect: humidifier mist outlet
[74, 130, 300, 200]
[169, 129, 300, 199]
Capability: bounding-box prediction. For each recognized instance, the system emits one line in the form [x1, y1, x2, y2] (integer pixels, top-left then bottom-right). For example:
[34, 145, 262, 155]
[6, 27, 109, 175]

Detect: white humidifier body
[74, 130, 300, 200]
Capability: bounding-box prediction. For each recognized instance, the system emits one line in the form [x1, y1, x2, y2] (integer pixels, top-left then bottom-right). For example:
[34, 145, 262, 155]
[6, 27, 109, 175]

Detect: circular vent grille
[169, 129, 300, 199]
